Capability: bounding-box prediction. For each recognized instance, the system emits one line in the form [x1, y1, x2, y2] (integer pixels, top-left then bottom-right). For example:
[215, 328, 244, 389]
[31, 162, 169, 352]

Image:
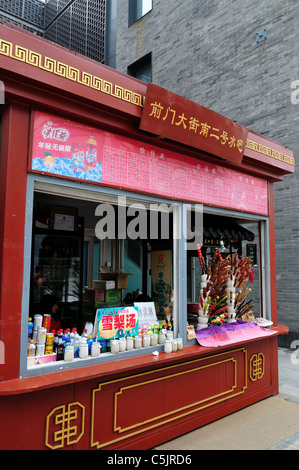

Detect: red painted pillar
[0, 101, 30, 380]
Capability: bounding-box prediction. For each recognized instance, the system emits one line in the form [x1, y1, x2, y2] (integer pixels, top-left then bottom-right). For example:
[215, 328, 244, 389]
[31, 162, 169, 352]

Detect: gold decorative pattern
[114, 357, 238, 434]
[249, 353, 265, 382]
[45, 402, 85, 450]
[0, 38, 144, 109]
[91, 347, 248, 449]
[246, 138, 295, 166]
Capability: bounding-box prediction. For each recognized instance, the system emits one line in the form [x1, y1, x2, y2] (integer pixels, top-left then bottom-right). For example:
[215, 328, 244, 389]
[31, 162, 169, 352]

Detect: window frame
[128, 0, 153, 27]
[127, 52, 152, 83]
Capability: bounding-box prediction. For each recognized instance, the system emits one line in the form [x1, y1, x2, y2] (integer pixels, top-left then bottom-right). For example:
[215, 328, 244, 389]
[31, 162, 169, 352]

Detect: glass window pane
[187, 212, 264, 328]
[142, 0, 152, 16]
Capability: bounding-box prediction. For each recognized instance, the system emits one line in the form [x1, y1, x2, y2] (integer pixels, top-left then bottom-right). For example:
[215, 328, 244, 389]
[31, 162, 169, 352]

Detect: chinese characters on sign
[97, 306, 139, 340]
[30, 111, 269, 216]
[139, 83, 248, 165]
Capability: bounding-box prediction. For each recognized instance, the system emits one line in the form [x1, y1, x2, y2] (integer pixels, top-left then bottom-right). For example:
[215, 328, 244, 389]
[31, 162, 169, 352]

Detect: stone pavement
[155, 348, 299, 450]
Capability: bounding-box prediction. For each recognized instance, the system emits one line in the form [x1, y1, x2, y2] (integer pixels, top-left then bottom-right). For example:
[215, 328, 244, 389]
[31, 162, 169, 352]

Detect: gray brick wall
[115, 0, 299, 345]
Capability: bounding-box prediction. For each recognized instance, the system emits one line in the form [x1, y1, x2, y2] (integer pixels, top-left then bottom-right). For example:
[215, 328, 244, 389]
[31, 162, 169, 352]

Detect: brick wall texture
[115, 0, 299, 345]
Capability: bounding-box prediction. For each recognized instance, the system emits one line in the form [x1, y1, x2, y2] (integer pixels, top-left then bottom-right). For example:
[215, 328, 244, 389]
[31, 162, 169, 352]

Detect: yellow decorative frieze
[0, 38, 144, 109]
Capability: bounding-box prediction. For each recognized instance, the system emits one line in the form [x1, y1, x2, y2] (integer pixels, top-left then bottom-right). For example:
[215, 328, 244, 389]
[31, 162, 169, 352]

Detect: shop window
[26, 189, 179, 374]
[128, 0, 152, 26]
[187, 210, 267, 329]
[25, 184, 270, 375]
[127, 53, 152, 83]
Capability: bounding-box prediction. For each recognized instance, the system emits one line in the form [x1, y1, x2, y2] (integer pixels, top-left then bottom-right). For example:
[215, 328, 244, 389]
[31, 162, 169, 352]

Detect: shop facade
[0, 24, 294, 450]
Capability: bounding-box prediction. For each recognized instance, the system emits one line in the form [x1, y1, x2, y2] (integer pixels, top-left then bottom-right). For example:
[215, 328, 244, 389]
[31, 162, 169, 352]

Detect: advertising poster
[96, 306, 139, 340]
[31, 111, 103, 183]
[151, 250, 173, 319]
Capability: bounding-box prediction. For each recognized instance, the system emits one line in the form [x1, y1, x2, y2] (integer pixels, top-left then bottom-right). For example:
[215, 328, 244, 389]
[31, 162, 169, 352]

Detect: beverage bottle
[63, 337, 71, 348]
[70, 329, 76, 344]
[85, 136, 97, 169]
[56, 334, 65, 361]
[87, 339, 94, 355]
[64, 343, 74, 362]
[73, 333, 81, 358]
[82, 328, 88, 339]
[28, 317, 33, 339]
[53, 330, 59, 353]
[79, 337, 89, 359]
[27, 339, 36, 357]
[153, 324, 159, 334]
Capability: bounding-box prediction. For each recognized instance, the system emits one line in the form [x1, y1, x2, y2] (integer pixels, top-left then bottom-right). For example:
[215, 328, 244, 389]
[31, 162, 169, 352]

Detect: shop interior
[29, 191, 262, 338]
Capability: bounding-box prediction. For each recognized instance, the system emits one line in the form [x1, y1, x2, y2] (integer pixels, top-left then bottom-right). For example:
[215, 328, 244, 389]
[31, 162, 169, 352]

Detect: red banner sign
[31, 111, 268, 215]
[139, 83, 248, 165]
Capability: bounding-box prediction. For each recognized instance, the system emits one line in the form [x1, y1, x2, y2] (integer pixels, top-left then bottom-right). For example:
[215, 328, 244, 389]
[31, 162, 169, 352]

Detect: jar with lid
[166, 331, 173, 340]
[110, 339, 120, 354]
[126, 336, 133, 351]
[142, 334, 150, 348]
[91, 341, 101, 357]
[158, 329, 166, 345]
[177, 337, 183, 351]
[64, 344, 74, 362]
[150, 333, 158, 347]
[164, 339, 172, 354]
[172, 339, 178, 352]
[134, 336, 142, 349]
[79, 339, 89, 359]
[119, 337, 126, 352]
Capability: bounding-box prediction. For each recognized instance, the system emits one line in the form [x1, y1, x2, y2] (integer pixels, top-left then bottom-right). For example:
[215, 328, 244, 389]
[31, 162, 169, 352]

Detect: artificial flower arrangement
[196, 244, 254, 327]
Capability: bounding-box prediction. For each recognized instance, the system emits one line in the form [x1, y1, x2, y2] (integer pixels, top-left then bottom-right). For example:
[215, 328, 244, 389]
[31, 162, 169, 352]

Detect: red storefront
[0, 23, 294, 450]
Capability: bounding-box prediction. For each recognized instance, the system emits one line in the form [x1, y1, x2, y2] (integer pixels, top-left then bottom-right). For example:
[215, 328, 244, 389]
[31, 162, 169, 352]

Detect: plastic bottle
[81, 328, 88, 339]
[87, 339, 94, 355]
[79, 337, 89, 359]
[28, 317, 33, 339]
[73, 333, 81, 358]
[158, 329, 166, 345]
[64, 343, 74, 362]
[63, 337, 71, 349]
[147, 324, 153, 336]
[70, 329, 76, 344]
[56, 334, 65, 361]
[28, 339, 36, 357]
[53, 330, 59, 353]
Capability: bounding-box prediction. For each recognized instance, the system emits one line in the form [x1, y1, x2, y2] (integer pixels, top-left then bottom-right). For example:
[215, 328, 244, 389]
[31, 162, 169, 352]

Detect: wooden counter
[0, 325, 288, 450]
